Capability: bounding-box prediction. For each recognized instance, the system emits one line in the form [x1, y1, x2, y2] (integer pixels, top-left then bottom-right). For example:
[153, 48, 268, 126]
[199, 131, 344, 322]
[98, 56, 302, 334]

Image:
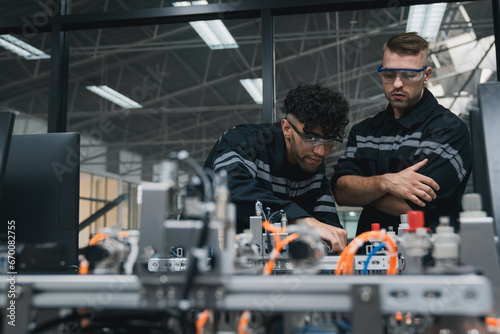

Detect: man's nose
[313, 143, 325, 155]
[393, 75, 404, 88]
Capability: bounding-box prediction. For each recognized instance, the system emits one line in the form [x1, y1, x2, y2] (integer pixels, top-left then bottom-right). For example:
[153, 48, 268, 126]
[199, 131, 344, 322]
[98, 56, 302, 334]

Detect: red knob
[407, 211, 424, 230]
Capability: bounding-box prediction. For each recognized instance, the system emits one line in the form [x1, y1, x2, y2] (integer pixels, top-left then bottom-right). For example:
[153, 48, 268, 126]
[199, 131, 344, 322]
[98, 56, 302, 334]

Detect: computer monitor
[474, 82, 500, 255]
[0, 132, 80, 273]
[0, 111, 15, 199]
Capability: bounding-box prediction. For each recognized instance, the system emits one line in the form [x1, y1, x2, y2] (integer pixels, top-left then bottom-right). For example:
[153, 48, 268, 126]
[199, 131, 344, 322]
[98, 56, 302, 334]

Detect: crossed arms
[333, 159, 440, 217]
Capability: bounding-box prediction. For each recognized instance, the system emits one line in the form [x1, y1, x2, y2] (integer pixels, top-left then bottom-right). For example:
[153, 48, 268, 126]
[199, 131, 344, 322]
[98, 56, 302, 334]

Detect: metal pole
[492, 0, 500, 81]
[261, 8, 276, 123]
[48, 0, 70, 132]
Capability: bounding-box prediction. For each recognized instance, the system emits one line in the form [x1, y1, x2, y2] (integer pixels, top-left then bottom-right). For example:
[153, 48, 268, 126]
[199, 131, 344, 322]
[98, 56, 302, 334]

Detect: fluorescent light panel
[240, 78, 263, 104]
[458, 5, 472, 27]
[406, 3, 447, 41]
[430, 53, 441, 69]
[172, 1, 238, 50]
[0, 34, 50, 60]
[173, 0, 208, 6]
[480, 68, 494, 84]
[86, 85, 143, 109]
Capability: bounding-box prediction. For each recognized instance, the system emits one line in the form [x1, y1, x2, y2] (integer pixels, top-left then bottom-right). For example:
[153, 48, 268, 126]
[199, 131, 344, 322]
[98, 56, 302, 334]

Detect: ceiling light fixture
[430, 53, 441, 69]
[458, 5, 473, 28]
[0, 34, 50, 60]
[86, 85, 143, 109]
[480, 68, 494, 84]
[173, 1, 238, 50]
[406, 3, 447, 41]
[240, 78, 263, 104]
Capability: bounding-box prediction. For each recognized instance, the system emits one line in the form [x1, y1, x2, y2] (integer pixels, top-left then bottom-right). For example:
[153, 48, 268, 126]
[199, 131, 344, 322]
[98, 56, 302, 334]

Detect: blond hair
[383, 32, 429, 58]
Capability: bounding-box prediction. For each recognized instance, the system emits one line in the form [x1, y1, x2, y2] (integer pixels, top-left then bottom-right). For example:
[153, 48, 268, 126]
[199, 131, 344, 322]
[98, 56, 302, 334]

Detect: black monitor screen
[0, 111, 15, 198]
[475, 82, 500, 254]
[0, 132, 80, 273]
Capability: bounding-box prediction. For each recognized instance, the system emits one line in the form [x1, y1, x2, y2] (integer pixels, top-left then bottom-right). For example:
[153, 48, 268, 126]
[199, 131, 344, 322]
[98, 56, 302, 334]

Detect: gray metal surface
[318, 254, 398, 271]
[352, 284, 383, 334]
[1, 273, 490, 316]
[477, 82, 500, 254]
[223, 275, 493, 315]
[460, 215, 500, 317]
[3, 283, 33, 334]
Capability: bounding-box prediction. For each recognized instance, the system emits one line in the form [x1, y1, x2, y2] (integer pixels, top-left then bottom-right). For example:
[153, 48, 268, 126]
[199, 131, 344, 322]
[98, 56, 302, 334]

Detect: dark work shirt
[331, 88, 472, 234]
[204, 122, 342, 232]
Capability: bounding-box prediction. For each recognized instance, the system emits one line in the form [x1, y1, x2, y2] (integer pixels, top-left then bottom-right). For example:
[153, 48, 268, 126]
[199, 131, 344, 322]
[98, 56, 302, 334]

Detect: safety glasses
[377, 65, 428, 84]
[285, 118, 343, 148]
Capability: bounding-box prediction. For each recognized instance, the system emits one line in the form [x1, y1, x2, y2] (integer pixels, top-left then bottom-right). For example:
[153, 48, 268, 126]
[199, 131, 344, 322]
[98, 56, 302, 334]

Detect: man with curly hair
[204, 83, 350, 253]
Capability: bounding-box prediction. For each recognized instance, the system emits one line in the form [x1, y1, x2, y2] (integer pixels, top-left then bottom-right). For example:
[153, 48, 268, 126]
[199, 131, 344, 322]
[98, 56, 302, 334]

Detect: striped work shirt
[331, 88, 472, 234]
[204, 122, 342, 232]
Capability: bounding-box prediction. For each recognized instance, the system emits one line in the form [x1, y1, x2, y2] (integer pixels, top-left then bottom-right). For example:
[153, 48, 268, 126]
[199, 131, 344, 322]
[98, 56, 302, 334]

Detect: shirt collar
[385, 88, 438, 129]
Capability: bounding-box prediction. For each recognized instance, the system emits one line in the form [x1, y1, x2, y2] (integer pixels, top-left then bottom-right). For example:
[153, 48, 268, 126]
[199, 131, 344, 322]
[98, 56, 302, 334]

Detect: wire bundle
[237, 220, 299, 333]
[335, 230, 398, 275]
[486, 317, 500, 330]
[261, 220, 299, 275]
[195, 309, 212, 334]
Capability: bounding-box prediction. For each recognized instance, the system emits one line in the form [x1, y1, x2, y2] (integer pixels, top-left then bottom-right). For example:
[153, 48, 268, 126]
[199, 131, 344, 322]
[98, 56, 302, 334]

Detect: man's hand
[382, 158, 440, 207]
[292, 217, 347, 254]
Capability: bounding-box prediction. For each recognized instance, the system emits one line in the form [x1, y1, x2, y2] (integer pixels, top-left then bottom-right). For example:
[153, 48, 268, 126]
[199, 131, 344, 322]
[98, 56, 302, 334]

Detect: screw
[215, 288, 224, 299]
[360, 286, 372, 302]
[196, 289, 205, 299]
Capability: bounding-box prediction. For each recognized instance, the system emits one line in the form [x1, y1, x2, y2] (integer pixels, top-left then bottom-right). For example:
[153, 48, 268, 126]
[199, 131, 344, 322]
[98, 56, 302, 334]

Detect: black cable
[167, 150, 215, 333]
[178, 210, 211, 331]
[30, 309, 184, 334]
[168, 150, 213, 202]
[28, 311, 83, 333]
[265, 227, 273, 255]
[81, 319, 176, 333]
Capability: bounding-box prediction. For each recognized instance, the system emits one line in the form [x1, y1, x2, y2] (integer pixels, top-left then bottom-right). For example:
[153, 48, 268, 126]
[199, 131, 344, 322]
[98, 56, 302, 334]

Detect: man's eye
[383, 72, 396, 79]
[402, 72, 416, 80]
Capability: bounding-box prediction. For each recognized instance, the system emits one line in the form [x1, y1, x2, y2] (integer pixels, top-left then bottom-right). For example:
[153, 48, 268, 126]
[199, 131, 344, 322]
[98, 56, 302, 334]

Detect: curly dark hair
[282, 83, 349, 137]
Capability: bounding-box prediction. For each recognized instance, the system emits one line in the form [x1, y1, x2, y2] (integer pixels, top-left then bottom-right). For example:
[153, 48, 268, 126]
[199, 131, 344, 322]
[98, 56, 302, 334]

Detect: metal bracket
[3, 283, 33, 334]
[351, 284, 384, 334]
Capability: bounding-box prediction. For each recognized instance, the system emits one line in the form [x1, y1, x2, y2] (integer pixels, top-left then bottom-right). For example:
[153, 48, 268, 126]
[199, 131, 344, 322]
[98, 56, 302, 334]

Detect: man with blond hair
[331, 32, 472, 235]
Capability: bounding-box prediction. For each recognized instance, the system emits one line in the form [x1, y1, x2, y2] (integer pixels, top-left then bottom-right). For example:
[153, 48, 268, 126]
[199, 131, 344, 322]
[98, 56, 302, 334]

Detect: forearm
[334, 159, 439, 209]
[333, 174, 388, 207]
[370, 193, 412, 217]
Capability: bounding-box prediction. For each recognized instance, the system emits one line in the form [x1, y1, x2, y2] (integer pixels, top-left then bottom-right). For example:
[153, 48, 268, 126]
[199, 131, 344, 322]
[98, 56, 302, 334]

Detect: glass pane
[0, 33, 51, 134]
[106, 178, 120, 228]
[122, 182, 140, 230]
[79, 172, 92, 247]
[91, 175, 107, 233]
[71, 0, 254, 13]
[68, 18, 262, 180]
[275, 1, 495, 173]
[0, 0, 51, 18]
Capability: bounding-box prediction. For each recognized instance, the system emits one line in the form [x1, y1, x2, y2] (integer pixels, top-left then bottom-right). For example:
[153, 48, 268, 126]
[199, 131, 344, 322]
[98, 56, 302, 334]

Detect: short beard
[290, 136, 321, 173]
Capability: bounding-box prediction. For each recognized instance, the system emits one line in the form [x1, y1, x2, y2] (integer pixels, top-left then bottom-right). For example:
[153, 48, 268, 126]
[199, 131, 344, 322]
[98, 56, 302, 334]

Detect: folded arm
[334, 159, 439, 214]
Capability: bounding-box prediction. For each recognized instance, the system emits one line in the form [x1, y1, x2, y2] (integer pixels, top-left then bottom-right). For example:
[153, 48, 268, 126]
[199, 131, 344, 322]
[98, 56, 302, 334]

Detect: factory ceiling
[0, 0, 496, 181]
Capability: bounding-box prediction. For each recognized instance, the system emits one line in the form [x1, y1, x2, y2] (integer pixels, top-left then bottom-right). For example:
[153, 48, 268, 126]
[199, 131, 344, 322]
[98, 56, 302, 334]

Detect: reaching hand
[383, 158, 440, 207]
[292, 217, 347, 254]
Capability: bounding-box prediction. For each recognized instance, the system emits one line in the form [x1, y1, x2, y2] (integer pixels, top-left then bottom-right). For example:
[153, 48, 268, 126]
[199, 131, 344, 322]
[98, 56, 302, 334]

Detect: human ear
[423, 66, 432, 84]
[281, 119, 291, 139]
